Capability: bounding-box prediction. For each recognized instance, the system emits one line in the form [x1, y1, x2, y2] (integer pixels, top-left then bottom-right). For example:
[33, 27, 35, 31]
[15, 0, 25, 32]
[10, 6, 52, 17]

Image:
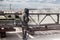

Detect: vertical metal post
[56, 14, 59, 24]
[38, 14, 39, 23]
[10, 4, 12, 11]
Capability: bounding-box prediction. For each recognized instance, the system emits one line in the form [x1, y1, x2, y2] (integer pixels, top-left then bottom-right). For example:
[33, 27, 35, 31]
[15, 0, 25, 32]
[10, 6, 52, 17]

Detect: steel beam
[56, 14, 59, 24]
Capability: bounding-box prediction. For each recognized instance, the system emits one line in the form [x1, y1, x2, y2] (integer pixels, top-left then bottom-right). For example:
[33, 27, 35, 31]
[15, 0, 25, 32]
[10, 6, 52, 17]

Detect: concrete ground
[0, 27, 60, 40]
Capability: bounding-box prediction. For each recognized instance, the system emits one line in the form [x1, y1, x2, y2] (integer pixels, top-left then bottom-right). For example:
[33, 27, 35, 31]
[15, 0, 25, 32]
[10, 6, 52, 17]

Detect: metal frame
[29, 14, 59, 25]
[23, 8, 60, 40]
[0, 9, 60, 40]
[29, 14, 57, 25]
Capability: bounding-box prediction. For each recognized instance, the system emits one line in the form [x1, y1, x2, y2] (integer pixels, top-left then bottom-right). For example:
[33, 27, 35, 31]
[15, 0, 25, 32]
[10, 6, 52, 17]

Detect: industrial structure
[0, 8, 60, 40]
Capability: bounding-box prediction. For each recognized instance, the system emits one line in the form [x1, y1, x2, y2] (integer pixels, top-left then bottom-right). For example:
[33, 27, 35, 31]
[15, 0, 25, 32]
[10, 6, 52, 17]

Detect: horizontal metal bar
[29, 13, 60, 15]
[4, 13, 60, 15]
[0, 19, 14, 20]
[0, 13, 22, 15]
[0, 13, 60, 15]
[28, 23, 60, 26]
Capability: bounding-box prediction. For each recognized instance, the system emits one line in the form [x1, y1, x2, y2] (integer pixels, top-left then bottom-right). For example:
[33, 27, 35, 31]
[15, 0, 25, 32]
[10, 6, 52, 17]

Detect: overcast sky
[0, 0, 60, 10]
